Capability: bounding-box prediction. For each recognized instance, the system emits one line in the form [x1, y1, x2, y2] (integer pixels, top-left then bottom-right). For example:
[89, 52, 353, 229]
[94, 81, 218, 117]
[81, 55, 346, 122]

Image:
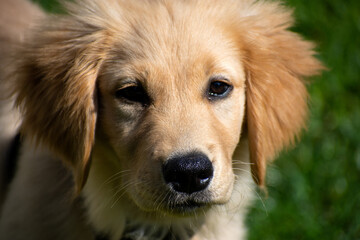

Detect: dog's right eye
[115, 84, 150, 106]
[207, 77, 233, 101]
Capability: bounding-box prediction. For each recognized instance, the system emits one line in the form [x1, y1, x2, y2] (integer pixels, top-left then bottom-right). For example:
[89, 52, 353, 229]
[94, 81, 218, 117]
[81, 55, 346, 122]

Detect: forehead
[103, 0, 244, 88]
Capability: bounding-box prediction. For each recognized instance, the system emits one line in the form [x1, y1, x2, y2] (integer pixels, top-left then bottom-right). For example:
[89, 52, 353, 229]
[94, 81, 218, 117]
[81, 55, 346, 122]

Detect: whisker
[232, 160, 254, 165]
[254, 188, 268, 215]
[154, 190, 169, 212]
[94, 169, 133, 196]
[232, 167, 252, 175]
[110, 179, 143, 208]
[103, 169, 132, 185]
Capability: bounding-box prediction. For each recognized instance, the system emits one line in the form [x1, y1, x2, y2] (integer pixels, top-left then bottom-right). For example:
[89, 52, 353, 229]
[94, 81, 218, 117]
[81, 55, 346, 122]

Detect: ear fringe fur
[237, 1, 324, 186]
[12, 13, 111, 193]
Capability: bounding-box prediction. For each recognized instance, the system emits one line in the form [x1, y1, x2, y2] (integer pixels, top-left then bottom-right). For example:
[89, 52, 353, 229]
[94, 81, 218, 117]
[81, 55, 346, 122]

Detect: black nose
[162, 153, 213, 194]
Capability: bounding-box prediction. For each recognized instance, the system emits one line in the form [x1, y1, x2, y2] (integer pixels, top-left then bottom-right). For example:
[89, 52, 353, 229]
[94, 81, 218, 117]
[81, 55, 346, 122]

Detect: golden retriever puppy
[0, 0, 322, 239]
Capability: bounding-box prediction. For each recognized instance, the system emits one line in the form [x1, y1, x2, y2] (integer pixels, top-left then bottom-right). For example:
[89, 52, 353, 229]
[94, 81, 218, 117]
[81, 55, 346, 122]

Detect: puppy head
[14, 0, 322, 215]
[95, 1, 246, 213]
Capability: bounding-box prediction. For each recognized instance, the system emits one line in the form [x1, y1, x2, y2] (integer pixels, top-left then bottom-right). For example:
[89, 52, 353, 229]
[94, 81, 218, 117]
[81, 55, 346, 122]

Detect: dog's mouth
[129, 187, 214, 217]
[160, 191, 213, 215]
[169, 200, 208, 213]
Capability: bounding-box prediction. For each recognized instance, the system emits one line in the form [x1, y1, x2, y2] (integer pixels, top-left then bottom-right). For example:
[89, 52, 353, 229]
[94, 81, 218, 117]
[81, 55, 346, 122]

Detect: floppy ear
[14, 16, 109, 193]
[239, 3, 324, 186]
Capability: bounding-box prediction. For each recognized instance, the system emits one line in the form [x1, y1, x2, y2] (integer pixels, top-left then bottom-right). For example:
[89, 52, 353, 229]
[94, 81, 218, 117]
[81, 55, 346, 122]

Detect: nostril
[162, 153, 213, 194]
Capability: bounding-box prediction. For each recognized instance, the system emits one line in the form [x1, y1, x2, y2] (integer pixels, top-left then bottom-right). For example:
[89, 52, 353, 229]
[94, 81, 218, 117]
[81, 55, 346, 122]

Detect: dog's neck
[96, 223, 190, 240]
[122, 223, 193, 240]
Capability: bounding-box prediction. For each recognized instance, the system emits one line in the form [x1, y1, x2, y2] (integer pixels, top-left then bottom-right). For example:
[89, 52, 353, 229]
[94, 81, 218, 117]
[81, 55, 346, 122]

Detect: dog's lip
[162, 188, 214, 213]
[168, 200, 209, 213]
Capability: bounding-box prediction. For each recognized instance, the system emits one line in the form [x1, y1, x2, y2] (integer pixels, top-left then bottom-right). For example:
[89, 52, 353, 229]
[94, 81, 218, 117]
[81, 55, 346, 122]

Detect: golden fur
[0, 0, 322, 239]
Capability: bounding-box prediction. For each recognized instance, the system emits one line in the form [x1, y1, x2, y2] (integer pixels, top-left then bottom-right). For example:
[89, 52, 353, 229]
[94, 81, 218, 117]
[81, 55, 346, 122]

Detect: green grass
[33, 0, 360, 239]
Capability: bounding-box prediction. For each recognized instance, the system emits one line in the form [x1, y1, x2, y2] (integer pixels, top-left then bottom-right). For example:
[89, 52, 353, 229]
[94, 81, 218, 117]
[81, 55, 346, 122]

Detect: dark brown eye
[115, 84, 150, 106]
[208, 80, 232, 100]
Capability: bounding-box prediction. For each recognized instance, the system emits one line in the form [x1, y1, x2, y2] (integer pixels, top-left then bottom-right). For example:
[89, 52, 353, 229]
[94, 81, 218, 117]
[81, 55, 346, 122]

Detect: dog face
[97, 14, 246, 212]
[13, 0, 322, 217]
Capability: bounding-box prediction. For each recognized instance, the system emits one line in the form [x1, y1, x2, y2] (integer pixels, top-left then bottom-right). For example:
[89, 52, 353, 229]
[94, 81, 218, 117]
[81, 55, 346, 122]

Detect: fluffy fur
[0, 0, 322, 239]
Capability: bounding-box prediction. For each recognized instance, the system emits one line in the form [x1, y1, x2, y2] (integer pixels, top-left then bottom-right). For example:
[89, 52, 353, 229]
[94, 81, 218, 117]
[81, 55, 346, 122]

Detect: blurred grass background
[32, 0, 360, 239]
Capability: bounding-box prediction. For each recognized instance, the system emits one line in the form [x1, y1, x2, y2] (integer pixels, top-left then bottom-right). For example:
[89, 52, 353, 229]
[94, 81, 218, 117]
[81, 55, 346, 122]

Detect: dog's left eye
[115, 84, 150, 106]
[208, 80, 233, 100]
